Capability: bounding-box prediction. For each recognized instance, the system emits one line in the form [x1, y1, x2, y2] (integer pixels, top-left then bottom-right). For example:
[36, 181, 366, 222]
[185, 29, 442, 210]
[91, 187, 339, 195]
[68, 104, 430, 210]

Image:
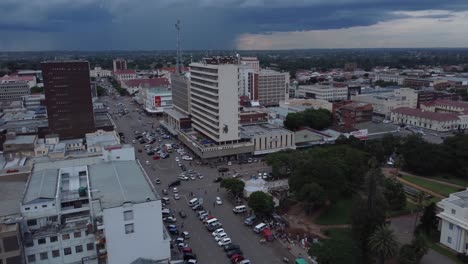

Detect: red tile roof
[123, 78, 170, 88]
[422, 99, 468, 109]
[0, 74, 35, 82]
[392, 107, 460, 122]
[113, 69, 136, 75]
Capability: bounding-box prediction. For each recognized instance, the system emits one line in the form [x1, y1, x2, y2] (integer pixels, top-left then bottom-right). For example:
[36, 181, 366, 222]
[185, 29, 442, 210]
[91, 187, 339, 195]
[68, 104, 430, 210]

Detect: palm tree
[368, 225, 399, 264]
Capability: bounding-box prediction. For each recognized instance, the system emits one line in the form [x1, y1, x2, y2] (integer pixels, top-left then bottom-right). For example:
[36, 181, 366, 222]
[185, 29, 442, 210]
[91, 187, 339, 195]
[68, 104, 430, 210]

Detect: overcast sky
[1, 0, 468, 51]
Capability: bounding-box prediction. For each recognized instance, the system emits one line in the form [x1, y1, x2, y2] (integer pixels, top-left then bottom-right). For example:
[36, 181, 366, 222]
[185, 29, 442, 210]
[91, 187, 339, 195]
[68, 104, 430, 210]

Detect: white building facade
[297, 83, 348, 101]
[189, 57, 241, 143]
[438, 189, 468, 254]
[0, 80, 30, 101]
[21, 156, 170, 264]
[90, 67, 112, 78]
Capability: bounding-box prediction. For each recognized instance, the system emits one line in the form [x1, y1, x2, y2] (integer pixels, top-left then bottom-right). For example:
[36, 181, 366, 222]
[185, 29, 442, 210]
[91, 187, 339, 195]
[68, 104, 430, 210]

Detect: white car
[182, 156, 193, 161]
[215, 232, 228, 241]
[173, 187, 178, 193]
[216, 197, 222, 205]
[227, 161, 232, 166]
[145, 161, 150, 165]
[218, 237, 232, 246]
[212, 228, 225, 237]
[175, 157, 180, 162]
[174, 193, 180, 200]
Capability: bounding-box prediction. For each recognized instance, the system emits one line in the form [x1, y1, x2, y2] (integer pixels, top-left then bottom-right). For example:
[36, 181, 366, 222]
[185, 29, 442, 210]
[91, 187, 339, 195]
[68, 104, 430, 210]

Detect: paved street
[101, 95, 293, 264]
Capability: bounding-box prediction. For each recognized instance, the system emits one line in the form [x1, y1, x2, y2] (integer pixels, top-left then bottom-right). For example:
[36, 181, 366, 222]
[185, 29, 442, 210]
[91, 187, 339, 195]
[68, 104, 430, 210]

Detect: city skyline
[1, 0, 468, 51]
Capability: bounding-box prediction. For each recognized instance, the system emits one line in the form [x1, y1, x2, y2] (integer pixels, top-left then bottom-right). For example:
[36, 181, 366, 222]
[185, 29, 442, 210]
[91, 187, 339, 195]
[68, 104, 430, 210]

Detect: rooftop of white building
[240, 124, 292, 138]
[23, 156, 157, 208]
[442, 189, 468, 208]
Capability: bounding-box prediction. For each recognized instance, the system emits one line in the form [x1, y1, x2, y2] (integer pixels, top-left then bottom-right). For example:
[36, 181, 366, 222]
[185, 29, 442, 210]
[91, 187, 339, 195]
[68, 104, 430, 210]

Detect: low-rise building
[0, 80, 30, 101]
[297, 83, 348, 101]
[0, 176, 27, 264]
[21, 156, 170, 264]
[240, 124, 295, 155]
[390, 107, 463, 131]
[352, 88, 418, 116]
[137, 87, 172, 114]
[90, 67, 112, 78]
[437, 189, 468, 254]
[279, 98, 333, 112]
[0, 74, 37, 88]
[336, 102, 373, 128]
[373, 73, 404, 85]
[22, 94, 45, 110]
[113, 70, 136, 82]
[122, 78, 170, 95]
[3, 133, 37, 156]
[85, 130, 120, 153]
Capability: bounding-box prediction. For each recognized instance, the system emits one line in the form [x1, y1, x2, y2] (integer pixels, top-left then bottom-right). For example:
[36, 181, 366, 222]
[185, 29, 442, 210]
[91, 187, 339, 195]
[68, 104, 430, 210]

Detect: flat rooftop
[89, 161, 157, 209]
[0, 180, 27, 216]
[24, 157, 157, 208]
[240, 124, 291, 138]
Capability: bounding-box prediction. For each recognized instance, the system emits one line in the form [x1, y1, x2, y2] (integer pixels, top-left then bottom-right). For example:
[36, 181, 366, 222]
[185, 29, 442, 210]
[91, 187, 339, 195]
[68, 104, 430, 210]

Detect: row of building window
[27, 243, 94, 262]
[26, 231, 87, 247]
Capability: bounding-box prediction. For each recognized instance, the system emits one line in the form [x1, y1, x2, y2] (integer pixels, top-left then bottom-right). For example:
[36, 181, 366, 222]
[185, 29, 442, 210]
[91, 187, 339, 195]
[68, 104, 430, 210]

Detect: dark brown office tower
[42, 61, 95, 139]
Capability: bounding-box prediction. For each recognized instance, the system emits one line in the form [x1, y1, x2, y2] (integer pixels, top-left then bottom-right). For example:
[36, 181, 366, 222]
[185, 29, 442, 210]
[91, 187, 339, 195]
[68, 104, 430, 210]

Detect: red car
[153, 155, 160, 160]
[182, 247, 192, 253]
[230, 254, 244, 263]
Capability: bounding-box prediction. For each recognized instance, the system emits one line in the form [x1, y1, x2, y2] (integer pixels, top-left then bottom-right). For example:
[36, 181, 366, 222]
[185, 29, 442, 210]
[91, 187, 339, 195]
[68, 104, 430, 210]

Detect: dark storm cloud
[1, 0, 468, 50]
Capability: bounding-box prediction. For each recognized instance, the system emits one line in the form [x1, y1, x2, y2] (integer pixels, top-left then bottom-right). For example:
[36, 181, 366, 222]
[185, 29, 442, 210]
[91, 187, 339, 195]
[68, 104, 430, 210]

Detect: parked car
[212, 228, 225, 237]
[155, 178, 161, 184]
[216, 197, 223, 205]
[230, 254, 244, 263]
[226, 249, 243, 258]
[162, 189, 168, 195]
[223, 244, 240, 252]
[218, 167, 229, 172]
[213, 177, 223, 183]
[218, 237, 232, 246]
[174, 193, 180, 200]
[179, 210, 187, 218]
[182, 231, 190, 239]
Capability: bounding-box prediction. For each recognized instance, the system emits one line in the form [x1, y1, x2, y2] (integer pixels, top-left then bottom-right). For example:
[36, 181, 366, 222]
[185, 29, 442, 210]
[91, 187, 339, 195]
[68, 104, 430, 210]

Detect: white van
[205, 218, 219, 226]
[233, 205, 247, 214]
[253, 223, 267, 233]
[188, 198, 199, 207]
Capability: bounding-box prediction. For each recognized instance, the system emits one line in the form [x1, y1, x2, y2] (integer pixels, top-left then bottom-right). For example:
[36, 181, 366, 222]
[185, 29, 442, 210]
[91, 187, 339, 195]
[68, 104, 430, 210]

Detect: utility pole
[175, 19, 182, 74]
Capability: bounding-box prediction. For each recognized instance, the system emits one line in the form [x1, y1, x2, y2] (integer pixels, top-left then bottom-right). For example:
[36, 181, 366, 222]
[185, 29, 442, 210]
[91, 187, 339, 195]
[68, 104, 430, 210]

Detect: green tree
[97, 85, 106, 96]
[30, 86, 44, 93]
[383, 178, 407, 211]
[368, 225, 399, 264]
[416, 202, 438, 238]
[220, 178, 245, 197]
[297, 183, 326, 215]
[352, 162, 387, 262]
[398, 235, 429, 264]
[284, 112, 302, 131]
[248, 191, 275, 217]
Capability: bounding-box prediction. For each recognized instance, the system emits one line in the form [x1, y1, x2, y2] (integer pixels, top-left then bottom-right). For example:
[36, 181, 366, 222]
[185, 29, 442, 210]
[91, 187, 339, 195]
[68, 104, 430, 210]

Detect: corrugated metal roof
[89, 161, 157, 209]
[23, 169, 58, 204]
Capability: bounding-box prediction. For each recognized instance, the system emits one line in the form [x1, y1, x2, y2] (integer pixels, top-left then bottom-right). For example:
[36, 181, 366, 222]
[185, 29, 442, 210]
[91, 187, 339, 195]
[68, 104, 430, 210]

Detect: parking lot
[102, 95, 293, 263]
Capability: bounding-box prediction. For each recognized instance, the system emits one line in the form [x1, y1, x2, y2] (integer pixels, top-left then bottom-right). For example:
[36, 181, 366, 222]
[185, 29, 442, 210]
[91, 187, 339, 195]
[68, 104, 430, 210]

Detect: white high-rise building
[189, 57, 240, 143]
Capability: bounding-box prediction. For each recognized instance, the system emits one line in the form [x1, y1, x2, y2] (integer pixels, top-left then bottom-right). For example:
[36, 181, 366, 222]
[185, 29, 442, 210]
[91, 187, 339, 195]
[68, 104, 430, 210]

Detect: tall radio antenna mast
[175, 19, 182, 74]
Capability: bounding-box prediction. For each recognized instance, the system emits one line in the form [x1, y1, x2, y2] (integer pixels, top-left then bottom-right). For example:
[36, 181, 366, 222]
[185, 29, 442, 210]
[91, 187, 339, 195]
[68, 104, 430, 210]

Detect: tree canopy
[220, 178, 245, 197]
[248, 191, 275, 217]
[283, 108, 332, 131]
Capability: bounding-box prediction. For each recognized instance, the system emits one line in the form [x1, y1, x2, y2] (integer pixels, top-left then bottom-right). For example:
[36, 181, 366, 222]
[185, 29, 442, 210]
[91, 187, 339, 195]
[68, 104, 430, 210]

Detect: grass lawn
[323, 228, 352, 240]
[315, 198, 353, 225]
[401, 174, 463, 197]
[432, 175, 467, 187]
[428, 241, 463, 264]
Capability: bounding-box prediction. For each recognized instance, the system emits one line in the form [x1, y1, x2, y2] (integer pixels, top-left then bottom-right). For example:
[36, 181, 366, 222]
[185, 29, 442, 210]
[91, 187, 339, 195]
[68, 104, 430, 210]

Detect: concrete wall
[103, 201, 170, 264]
